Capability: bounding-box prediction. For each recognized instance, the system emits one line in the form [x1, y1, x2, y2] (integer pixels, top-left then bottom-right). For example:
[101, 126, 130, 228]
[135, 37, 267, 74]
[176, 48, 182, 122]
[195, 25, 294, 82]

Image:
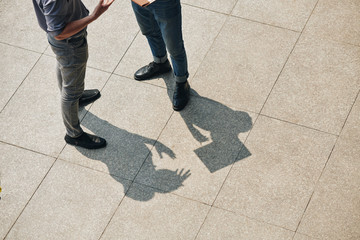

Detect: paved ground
[1, 0, 359, 239]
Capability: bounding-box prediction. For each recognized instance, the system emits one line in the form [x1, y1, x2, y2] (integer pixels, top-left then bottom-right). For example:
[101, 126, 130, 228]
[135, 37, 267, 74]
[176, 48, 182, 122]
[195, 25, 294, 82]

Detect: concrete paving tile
[0, 43, 40, 111]
[113, 32, 151, 79]
[293, 233, 319, 240]
[100, 183, 210, 240]
[262, 35, 360, 135]
[297, 98, 360, 240]
[196, 207, 294, 240]
[214, 116, 337, 230]
[304, 0, 360, 46]
[59, 75, 174, 180]
[44, 45, 54, 57]
[232, 0, 317, 31]
[0, 55, 110, 157]
[0, 1, 48, 53]
[182, 0, 238, 14]
[6, 159, 130, 240]
[191, 16, 299, 113]
[135, 96, 255, 204]
[81, 0, 139, 72]
[115, 4, 226, 89]
[0, 143, 54, 240]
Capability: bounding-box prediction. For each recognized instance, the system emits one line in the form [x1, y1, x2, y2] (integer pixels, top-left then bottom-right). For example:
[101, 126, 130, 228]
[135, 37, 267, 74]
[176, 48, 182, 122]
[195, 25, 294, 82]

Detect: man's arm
[55, 0, 114, 40]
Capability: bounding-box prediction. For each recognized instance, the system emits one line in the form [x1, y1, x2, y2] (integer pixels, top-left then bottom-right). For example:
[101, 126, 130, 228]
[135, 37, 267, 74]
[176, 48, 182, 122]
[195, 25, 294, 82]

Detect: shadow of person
[76, 110, 191, 201]
[163, 76, 253, 173]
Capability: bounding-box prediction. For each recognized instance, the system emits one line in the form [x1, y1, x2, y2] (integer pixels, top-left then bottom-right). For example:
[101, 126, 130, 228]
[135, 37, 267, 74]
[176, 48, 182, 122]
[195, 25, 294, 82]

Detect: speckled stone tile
[0, 1, 48, 53]
[0, 143, 54, 240]
[214, 116, 337, 230]
[0, 55, 110, 157]
[100, 183, 210, 240]
[6, 160, 130, 240]
[191, 16, 299, 113]
[0, 43, 40, 111]
[262, 35, 360, 135]
[231, 0, 317, 31]
[59, 75, 174, 181]
[115, 4, 226, 89]
[293, 233, 319, 240]
[182, 0, 238, 14]
[196, 207, 294, 240]
[135, 96, 256, 204]
[80, 0, 139, 72]
[297, 97, 360, 240]
[304, 0, 360, 46]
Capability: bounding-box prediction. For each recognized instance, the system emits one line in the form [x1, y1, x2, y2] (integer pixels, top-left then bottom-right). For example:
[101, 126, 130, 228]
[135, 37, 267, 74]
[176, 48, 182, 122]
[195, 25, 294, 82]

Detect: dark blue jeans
[132, 0, 189, 83]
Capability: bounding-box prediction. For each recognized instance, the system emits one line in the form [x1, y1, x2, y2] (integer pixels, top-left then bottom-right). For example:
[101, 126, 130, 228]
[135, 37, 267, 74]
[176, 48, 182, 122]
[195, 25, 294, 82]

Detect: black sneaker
[65, 132, 107, 149]
[173, 81, 190, 111]
[79, 89, 101, 107]
[134, 60, 172, 80]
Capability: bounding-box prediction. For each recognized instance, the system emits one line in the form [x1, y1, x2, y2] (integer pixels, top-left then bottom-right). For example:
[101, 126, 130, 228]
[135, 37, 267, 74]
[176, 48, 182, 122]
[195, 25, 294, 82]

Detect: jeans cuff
[153, 55, 168, 64]
[67, 129, 83, 138]
[175, 73, 189, 83]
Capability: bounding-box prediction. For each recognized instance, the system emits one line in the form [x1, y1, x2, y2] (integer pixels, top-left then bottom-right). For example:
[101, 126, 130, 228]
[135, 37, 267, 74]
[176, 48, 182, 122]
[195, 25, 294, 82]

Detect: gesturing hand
[154, 142, 176, 159]
[91, 0, 115, 20]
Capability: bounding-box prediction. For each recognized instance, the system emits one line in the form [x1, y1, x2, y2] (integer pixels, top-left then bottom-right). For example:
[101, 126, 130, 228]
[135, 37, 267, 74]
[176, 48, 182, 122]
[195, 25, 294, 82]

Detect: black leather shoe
[65, 132, 107, 149]
[134, 60, 172, 80]
[173, 81, 190, 111]
[79, 89, 101, 107]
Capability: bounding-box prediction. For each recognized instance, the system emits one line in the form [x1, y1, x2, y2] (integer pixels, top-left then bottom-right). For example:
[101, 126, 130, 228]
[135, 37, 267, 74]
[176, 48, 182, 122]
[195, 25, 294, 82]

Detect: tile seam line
[106, 29, 141, 77]
[209, 205, 297, 233]
[2, 145, 66, 240]
[318, 35, 360, 49]
[294, 232, 322, 240]
[258, 0, 320, 116]
[41, 52, 115, 75]
[230, 14, 300, 33]
[99, 29, 141, 93]
[294, 87, 360, 235]
[188, 2, 233, 82]
[293, 141, 337, 235]
[97, 110, 175, 240]
[181, 3, 231, 17]
[337, 88, 360, 135]
[259, 113, 339, 137]
[129, 180, 213, 207]
[106, 73, 262, 116]
[257, 31, 300, 116]
[0, 140, 59, 159]
[0, 52, 43, 114]
[56, 157, 134, 183]
[0, 41, 45, 55]
[112, 71, 178, 91]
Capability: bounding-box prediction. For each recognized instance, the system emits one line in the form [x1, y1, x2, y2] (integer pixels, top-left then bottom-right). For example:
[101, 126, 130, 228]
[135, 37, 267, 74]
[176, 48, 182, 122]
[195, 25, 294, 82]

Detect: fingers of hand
[102, 0, 115, 6]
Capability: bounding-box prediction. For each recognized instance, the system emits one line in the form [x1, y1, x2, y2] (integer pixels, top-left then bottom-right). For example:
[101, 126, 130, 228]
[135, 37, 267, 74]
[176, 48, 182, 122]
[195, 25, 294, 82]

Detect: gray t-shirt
[32, 0, 89, 38]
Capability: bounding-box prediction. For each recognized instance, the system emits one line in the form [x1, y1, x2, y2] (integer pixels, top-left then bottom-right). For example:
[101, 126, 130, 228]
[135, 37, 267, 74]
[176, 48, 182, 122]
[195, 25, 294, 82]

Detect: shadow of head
[161, 76, 253, 173]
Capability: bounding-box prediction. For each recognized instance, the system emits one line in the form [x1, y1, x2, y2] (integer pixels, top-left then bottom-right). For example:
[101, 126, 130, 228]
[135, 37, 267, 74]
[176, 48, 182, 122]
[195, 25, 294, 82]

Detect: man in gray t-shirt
[32, 0, 114, 149]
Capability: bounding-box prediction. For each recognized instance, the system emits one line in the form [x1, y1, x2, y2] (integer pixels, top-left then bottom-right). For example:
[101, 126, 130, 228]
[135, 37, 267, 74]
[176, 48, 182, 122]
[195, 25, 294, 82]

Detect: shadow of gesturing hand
[126, 169, 191, 201]
[77, 111, 191, 201]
